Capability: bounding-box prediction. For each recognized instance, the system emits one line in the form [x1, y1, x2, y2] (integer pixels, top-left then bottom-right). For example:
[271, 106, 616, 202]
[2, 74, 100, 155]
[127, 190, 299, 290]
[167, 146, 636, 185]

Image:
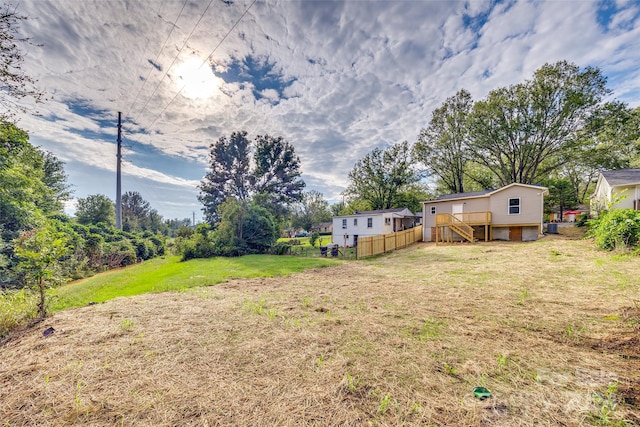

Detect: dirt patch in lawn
[1, 234, 639, 426]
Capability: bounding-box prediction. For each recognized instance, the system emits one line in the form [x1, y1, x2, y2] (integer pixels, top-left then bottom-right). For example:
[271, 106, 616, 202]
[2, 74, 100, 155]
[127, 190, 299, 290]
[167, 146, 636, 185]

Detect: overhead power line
[118, 0, 169, 115]
[131, 0, 215, 127]
[141, 0, 257, 134]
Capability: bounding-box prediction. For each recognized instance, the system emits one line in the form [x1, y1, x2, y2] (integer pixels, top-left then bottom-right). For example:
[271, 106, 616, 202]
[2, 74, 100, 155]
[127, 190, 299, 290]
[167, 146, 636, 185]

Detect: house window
[367, 218, 373, 228]
[342, 219, 347, 229]
[430, 206, 436, 215]
[354, 218, 358, 226]
[508, 197, 520, 215]
[385, 217, 391, 225]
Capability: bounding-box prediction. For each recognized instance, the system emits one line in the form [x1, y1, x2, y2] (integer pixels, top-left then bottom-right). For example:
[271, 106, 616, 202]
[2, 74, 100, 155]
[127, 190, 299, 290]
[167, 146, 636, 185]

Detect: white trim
[508, 197, 521, 215]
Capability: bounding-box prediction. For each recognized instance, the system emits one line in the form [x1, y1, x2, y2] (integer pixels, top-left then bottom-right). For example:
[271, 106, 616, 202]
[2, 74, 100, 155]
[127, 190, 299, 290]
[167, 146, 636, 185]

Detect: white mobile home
[332, 208, 417, 247]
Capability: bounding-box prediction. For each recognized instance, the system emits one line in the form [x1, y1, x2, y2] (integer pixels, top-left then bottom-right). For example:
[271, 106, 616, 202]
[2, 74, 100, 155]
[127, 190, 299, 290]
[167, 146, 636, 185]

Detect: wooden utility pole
[116, 112, 122, 230]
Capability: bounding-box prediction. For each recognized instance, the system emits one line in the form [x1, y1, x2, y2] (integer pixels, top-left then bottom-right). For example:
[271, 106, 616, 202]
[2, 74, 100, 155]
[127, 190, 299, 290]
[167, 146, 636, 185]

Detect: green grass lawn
[277, 235, 334, 247]
[50, 255, 341, 313]
[277, 236, 314, 246]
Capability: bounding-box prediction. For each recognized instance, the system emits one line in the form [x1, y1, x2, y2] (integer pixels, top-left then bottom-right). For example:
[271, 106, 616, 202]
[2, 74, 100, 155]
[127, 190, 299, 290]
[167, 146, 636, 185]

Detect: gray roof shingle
[602, 169, 640, 186]
[434, 189, 493, 201]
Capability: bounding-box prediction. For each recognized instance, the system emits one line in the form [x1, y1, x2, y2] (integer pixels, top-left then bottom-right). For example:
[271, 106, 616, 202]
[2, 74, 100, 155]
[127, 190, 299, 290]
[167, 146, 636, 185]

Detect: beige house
[311, 222, 333, 233]
[590, 169, 640, 217]
[422, 183, 548, 243]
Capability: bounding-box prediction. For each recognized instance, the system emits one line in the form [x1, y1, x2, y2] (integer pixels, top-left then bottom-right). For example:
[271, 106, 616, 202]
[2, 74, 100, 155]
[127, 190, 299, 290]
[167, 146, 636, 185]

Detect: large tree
[198, 131, 305, 224]
[291, 190, 332, 231]
[467, 61, 609, 187]
[345, 140, 420, 210]
[542, 177, 579, 219]
[252, 134, 306, 217]
[414, 89, 473, 194]
[121, 191, 151, 231]
[75, 194, 115, 226]
[0, 5, 45, 121]
[0, 122, 67, 239]
[41, 151, 71, 212]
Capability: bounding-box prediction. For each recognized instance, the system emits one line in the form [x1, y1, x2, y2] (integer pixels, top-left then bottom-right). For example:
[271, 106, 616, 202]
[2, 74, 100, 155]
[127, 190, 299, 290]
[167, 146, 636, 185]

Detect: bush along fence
[356, 226, 423, 259]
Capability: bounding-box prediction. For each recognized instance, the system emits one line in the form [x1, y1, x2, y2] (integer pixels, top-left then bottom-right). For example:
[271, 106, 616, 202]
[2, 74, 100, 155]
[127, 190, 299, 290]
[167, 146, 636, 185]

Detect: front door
[353, 235, 358, 247]
[452, 203, 464, 221]
[509, 226, 522, 241]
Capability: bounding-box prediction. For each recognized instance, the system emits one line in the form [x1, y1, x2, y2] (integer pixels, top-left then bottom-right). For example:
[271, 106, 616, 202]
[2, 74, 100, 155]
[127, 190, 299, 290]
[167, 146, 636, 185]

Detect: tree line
[341, 61, 640, 218]
[0, 121, 171, 289]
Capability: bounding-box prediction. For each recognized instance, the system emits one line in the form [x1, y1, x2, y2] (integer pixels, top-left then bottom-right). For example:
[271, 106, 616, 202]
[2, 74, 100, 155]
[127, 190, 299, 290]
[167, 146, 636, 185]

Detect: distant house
[311, 222, 333, 234]
[332, 207, 418, 247]
[422, 183, 548, 243]
[562, 210, 584, 223]
[548, 209, 586, 223]
[591, 169, 640, 217]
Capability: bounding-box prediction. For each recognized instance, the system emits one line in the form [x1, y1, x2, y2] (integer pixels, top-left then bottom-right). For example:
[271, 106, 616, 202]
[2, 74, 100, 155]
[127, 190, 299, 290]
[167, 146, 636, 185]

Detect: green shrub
[181, 233, 216, 260]
[309, 232, 320, 247]
[575, 213, 589, 227]
[271, 242, 292, 255]
[588, 209, 640, 250]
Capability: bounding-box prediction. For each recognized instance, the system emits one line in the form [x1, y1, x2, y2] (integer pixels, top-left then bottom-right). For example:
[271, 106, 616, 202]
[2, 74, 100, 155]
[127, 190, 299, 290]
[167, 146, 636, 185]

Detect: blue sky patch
[462, 0, 501, 32]
[461, 0, 510, 50]
[596, 1, 640, 31]
[123, 138, 204, 181]
[66, 99, 115, 130]
[64, 99, 119, 142]
[66, 127, 115, 142]
[148, 59, 162, 72]
[216, 55, 296, 104]
[596, 0, 618, 30]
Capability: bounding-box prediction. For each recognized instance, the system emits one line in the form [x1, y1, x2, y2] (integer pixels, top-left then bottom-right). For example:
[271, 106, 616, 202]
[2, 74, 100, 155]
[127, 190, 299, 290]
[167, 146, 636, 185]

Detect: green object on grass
[473, 387, 492, 400]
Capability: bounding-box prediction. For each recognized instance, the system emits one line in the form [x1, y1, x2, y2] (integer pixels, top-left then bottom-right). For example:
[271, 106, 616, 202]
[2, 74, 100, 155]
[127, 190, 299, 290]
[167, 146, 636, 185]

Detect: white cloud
[9, 0, 640, 218]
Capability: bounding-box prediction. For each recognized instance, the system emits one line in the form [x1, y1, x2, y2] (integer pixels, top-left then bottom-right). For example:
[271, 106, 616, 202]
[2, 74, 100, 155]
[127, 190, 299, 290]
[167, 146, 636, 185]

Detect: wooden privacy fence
[357, 226, 423, 259]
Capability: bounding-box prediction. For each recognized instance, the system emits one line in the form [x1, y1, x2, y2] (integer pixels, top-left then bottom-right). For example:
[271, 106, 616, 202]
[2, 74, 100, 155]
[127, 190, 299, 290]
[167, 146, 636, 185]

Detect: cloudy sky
[12, 0, 640, 221]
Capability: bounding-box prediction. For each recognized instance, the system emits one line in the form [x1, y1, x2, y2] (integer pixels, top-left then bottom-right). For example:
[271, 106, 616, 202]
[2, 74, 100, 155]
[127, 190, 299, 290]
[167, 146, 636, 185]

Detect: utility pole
[192, 211, 196, 227]
[116, 112, 122, 230]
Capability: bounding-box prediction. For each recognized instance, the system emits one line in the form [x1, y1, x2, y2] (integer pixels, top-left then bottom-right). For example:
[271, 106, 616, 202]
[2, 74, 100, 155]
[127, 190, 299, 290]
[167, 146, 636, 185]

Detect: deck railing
[436, 211, 491, 226]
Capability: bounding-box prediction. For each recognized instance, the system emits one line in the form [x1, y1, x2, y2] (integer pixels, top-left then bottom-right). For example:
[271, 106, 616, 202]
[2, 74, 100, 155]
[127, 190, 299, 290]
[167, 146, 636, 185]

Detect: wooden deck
[435, 212, 492, 243]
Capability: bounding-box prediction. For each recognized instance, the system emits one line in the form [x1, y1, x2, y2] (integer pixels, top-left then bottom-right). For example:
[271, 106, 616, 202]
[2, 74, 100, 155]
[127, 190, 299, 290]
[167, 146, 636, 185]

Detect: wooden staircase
[447, 214, 474, 242]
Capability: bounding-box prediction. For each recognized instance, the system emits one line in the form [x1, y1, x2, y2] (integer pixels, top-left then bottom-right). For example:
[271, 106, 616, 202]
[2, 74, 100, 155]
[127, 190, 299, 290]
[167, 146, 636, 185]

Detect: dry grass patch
[1, 231, 639, 426]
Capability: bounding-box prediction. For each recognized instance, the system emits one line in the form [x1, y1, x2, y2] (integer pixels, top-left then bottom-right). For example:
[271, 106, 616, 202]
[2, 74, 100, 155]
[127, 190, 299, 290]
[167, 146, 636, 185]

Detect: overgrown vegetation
[588, 208, 640, 251]
[175, 199, 279, 260]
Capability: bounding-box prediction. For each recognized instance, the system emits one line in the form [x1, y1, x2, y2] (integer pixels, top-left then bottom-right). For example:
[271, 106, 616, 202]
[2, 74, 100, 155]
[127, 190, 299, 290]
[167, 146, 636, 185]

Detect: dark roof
[354, 207, 411, 214]
[312, 222, 332, 227]
[602, 169, 640, 186]
[434, 189, 494, 201]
